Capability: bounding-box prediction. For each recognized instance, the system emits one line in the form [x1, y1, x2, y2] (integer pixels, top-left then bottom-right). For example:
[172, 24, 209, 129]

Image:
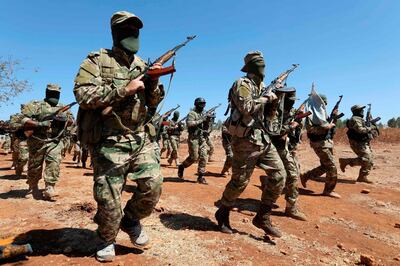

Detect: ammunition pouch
[225, 117, 253, 138]
[346, 128, 371, 142]
[77, 108, 103, 145]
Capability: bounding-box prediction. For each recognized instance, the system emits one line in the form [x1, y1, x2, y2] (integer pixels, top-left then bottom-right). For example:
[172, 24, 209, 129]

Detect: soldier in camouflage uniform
[215, 51, 287, 238]
[9, 112, 29, 177]
[339, 105, 376, 183]
[73, 11, 164, 262]
[160, 120, 171, 158]
[300, 95, 341, 198]
[220, 123, 232, 176]
[178, 98, 210, 184]
[167, 111, 185, 166]
[21, 84, 71, 200]
[266, 89, 307, 221]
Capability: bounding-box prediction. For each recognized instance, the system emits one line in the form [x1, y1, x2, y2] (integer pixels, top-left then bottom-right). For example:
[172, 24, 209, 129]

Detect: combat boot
[357, 174, 373, 184]
[120, 217, 150, 248]
[197, 174, 208, 185]
[167, 157, 173, 166]
[339, 158, 348, 173]
[178, 164, 185, 178]
[300, 173, 308, 188]
[25, 184, 41, 200]
[43, 182, 58, 201]
[285, 203, 307, 221]
[215, 205, 233, 234]
[96, 243, 115, 262]
[252, 204, 282, 238]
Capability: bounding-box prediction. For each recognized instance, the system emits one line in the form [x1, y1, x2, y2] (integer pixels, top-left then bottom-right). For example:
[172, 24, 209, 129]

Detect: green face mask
[46, 98, 59, 107]
[120, 36, 140, 53]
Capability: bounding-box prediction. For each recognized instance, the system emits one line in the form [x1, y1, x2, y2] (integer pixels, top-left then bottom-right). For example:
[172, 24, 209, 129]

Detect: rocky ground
[0, 129, 399, 265]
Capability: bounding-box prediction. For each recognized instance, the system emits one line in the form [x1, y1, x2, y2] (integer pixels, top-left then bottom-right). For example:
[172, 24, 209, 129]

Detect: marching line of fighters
[0, 10, 381, 262]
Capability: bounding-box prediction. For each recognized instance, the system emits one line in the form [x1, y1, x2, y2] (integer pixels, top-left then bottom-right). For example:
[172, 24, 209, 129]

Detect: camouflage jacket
[186, 109, 205, 138]
[305, 117, 331, 142]
[9, 113, 27, 140]
[167, 119, 184, 136]
[268, 108, 296, 149]
[73, 47, 164, 140]
[229, 74, 268, 146]
[21, 100, 68, 139]
[346, 115, 372, 142]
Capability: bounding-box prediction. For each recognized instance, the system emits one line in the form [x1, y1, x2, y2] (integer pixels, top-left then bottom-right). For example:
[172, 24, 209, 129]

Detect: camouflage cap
[351, 104, 366, 113]
[111, 11, 143, 29]
[241, 51, 264, 72]
[46, 83, 61, 92]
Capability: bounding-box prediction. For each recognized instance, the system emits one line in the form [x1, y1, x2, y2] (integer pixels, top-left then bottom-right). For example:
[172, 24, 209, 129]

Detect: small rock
[361, 189, 370, 194]
[394, 257, 400, 261]
[333, 211, 337, 215]
[280, 250, 288, 255]
[227, 247, 232, 252]
[315, 224, 320, 229]
[394, 223, 400, 229]
[337, 243, 345, 250]
[375, 201, 386, 207]
[242, 218, 249, 223]
[343, 258, 351, 264]
[360, 254, 375, 266]
[232, 207, 239, 211]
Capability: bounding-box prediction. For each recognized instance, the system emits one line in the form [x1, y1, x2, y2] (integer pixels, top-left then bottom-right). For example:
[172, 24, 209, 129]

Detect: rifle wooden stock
[295, 111, 312, 120]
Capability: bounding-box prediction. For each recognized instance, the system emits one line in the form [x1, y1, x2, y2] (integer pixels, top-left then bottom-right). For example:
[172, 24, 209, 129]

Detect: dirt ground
[1, 129, 400, 265]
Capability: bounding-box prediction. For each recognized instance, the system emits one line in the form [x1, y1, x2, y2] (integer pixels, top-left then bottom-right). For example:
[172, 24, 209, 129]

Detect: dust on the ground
[0, 130, 399, 265]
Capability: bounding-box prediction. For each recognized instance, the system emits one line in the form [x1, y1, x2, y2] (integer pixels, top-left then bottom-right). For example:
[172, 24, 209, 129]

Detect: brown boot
[43, 183, 58, 201]
[252, 204, 282, 238]
[197, 174, 208, 185]
[285, 204, 307, 221]
[339, 158, 348, 173]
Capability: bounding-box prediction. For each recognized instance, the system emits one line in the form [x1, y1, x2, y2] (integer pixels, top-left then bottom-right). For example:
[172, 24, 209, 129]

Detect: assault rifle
[328, 95, 344, 123]
[24, 101, 77, 138]
[366, 103, 381, 138]
[161, 104, 180, 119]
[263, 64, 299, 95]
[102, 35, 196, 116]
[205, 103, 221, 117]
[289, 102, 312, 144]
[366, 104, 381, 127]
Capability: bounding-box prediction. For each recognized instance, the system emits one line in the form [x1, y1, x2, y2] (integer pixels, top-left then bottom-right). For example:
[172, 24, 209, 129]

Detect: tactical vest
[77, 49, 150, 145]
[225, 78, 261, 138]
[346, 119, 370, 142]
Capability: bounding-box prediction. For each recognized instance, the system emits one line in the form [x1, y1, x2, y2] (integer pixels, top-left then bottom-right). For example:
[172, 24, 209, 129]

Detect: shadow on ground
[160, 212, 218, 231]
[163, 177, 197, 183]
[11, 228, 143, 258]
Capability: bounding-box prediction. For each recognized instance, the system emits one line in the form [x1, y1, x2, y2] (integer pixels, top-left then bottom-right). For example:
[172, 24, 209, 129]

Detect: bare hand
[125, 74, 145, 96]
[327, 122, 336, 129]
[150, 62, 162, 70]
[290, 121, 299, 128]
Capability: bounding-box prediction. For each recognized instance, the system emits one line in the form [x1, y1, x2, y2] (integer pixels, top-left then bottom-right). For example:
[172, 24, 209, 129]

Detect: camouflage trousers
[168, 135, 180, 164]
[221, 136, 233, 173]
[27, 138, 64, 186]
[62, 137, 71, 157]
[304, 139, 337, 193]
[275, 143, 299, 206]
[342, 139, 373, 178]
[160, 134, 171, 157]
[181, 135, 208, 175]
[206, 136, 214, 160]
[92, 132, 163, 244]
[13, 139, 29, 176]
[221, 137, 286, 207]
